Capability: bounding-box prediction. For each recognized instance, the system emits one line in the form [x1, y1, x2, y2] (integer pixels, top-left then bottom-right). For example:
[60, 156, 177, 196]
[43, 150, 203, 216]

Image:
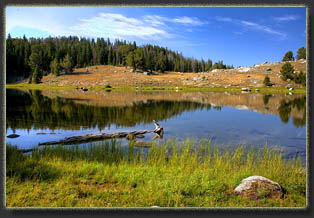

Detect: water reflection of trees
[278, 96, 306, 127]
[7, 89, 214, 131]
[6, 89, 306, 131]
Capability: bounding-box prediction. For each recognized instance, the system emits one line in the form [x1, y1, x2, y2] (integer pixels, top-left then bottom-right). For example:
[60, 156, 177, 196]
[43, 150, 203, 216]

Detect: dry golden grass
[37, 60, 306, 88]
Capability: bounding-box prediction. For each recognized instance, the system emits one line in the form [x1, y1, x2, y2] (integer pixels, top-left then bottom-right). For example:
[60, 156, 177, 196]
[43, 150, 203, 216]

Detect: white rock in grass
[234, 176, 283, 200]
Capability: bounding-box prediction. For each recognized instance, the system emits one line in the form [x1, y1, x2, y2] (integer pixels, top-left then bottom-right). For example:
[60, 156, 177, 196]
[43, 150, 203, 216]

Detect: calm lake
[6, 88, 306, 160]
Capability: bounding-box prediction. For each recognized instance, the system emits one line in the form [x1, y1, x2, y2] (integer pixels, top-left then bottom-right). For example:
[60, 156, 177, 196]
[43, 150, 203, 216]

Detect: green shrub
[263, 76, 271, 86]
[294, 71, 306, 87]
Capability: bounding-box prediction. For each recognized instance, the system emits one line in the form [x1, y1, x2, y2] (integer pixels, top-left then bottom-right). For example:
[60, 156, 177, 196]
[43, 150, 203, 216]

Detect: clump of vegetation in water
[6, 139, 306, 207]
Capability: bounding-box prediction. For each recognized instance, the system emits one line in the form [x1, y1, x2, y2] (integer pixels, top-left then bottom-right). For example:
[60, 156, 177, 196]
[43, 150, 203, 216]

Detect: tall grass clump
[6, 139, 306, 207]
[32, 139, 127, 164]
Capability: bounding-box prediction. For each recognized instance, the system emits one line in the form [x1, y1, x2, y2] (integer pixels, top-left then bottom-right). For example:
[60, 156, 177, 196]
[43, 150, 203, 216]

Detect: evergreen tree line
[6, 34, 234, 83]
[6, 89, 213, 131]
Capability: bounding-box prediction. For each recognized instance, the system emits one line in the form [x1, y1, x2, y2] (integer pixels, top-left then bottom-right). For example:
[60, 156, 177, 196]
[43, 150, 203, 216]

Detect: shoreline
[6, 84, 307, 94]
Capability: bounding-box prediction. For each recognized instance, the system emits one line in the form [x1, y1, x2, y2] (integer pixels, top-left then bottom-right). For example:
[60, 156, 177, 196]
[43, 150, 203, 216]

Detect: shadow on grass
[6, 145, 60, 182]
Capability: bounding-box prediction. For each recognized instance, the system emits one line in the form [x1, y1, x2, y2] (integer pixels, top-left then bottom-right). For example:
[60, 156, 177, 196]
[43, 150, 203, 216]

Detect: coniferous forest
[6, 34, 234, 83]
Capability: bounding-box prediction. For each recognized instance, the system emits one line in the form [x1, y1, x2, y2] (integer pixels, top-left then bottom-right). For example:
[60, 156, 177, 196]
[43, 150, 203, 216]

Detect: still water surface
[6, 89, 306, 160]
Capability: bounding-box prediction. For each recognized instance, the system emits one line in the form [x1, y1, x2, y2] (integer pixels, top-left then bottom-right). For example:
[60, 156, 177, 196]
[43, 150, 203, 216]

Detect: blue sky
[6, 6, 306, 67]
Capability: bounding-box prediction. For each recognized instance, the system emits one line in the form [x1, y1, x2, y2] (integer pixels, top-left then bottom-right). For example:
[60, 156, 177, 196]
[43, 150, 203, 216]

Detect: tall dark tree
[32, 65, 42, 84]
[280, 62, 294, 81]
[126, 51, 136, 70]
[296, 47, 306, 60]
[50, 58, 61, 76]
[62, 53, 73, 74]
[282, 51, 294, 61]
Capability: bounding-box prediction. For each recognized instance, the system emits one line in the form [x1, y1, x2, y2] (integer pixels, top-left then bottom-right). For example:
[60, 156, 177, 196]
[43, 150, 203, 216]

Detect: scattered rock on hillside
[211, 69, 224, 73]
[192, 77, 198, 81]
[234, 176, 284, 200]
[298, 59, 306, 63]
[238, 67, 251, 73]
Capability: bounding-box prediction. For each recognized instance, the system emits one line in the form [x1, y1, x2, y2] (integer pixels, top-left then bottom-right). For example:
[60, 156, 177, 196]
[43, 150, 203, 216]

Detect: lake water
[6, 88, 306, 160]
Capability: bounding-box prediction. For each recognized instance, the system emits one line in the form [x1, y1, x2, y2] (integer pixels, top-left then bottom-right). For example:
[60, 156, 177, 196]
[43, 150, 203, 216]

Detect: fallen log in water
[38, 130, 153, 146]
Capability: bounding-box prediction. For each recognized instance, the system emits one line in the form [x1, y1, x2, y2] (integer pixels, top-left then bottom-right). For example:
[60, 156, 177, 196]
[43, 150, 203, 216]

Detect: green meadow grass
[6, 139, 306, 207]
[6, 83, 306, 94]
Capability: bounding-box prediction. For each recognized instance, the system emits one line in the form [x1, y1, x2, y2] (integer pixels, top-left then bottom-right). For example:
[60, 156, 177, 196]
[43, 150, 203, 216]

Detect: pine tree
[126, 51, 136, 70]
[108, 47, 112, 65]
[134, 48, 144, 70]
[282, 51, 294, 61]
[145, 52, 153, 72]
[62, 53, 73, 74]
[280, 62, 294, 81]
[296, 47, 306, 60]
[174, 58, 180, 72]
[29, 44, 42, 72]
[32, 65, 42, 84]
[50, 58, 61, 76]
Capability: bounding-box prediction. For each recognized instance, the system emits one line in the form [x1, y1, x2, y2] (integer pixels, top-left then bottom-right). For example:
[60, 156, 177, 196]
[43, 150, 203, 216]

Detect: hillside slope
[33, 59, 307, 88]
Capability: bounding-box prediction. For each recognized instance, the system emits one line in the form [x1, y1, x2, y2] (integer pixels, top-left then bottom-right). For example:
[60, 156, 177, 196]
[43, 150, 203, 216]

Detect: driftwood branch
[38, 130, 153, 146]
[17, 122, 165, 152]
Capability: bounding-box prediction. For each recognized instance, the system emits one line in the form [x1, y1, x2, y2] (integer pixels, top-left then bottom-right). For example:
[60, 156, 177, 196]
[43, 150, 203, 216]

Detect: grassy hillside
[13, 60, 306, 89]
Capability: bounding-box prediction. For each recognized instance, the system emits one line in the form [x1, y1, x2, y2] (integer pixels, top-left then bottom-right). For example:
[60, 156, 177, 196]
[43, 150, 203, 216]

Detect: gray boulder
[234, 176, 284, 200]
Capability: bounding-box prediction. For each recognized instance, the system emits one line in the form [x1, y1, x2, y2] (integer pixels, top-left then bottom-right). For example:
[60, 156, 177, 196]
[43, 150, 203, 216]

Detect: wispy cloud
[143, 15, 208, 26]
[143, 15, 167, 26]
[72, 13, 208, 40]
[72, 13, 171, 40]
[172, 16, 207, 25]
[215, 16, 287, 39]
[273, 15, 298, 22]
[215, 16, 233, 22]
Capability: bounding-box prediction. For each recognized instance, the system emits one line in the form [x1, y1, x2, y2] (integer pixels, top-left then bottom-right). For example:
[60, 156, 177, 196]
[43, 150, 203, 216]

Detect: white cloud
[143, 15, 208, 26]
[172, 16, 207, 25]
[215, 16, 233, 22]
[273, 15, 298, 22]
[71, 13, 208, 40]
[215, 16, 287, 39]
[143, 15, 166, 26]
[71, 13, 171, 40]
[6, 9, 208, 40]
[240, 20, 286, 38]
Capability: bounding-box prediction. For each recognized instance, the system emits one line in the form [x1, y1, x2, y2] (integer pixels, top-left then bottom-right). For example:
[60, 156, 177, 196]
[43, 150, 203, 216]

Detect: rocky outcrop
[234, 176, 284, 200]
[237, 67, 251, 73]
